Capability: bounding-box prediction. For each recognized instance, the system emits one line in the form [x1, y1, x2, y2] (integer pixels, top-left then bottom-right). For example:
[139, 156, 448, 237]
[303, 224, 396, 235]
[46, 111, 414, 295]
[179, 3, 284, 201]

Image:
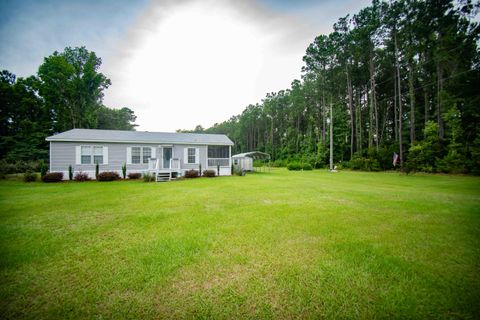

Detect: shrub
[23, 171, 37, 182]
[68, 165, 73, 180]
[128, 172, 141, 179]
[202, 170, 216, 177]
[184, 169, 199, 178]
[122, 163, 127, 179]
[287, 162, 301, 171]
[74, 171, 91, 182]
[39, 160, 48, 178]
[348, 154, 380, 172]
[0, 160, 40, 174]
[302, 163, 313, 170]
[97, 171, 120, 181]
[42, 172, 63, 182]
[143, 172, 155, 182]
[95, 163, 99, 179]
[253, 160, 264, 167]
[436, 151, 467, 174]
[273, 159, 287, 167]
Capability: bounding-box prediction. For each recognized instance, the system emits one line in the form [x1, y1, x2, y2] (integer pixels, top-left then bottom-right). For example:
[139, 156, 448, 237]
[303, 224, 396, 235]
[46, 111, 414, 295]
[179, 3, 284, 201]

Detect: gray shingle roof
[46, 129, 234, 146]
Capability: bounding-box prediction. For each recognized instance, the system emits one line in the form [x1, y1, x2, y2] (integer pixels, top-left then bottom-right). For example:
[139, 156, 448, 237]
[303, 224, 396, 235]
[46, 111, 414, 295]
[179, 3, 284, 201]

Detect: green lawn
[0, 169, 479, 319]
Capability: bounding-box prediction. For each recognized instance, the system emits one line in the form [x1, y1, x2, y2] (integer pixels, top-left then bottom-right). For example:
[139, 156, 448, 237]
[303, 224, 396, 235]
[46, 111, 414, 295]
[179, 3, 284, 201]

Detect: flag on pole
[393, 152, 399, 167]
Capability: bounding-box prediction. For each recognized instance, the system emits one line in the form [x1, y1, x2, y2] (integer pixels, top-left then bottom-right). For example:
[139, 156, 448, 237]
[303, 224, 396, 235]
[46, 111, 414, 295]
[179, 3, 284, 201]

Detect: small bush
[42, 172, 63, 182]
[184, 169, 199, 178]
[302, 163, 313, 170]
[273, 159, 287, 167]
[143, 172, 155, 182]
[95, 163, 100, 179]
[68, 165, 73, 180]
[74, 171, 91, 182]
[128, 172, 141, 179]
[97, 171, 120, 181]
[39, 160, 48, 178]
[348, 154, 380, 172]
[202, 170, 216, 177]
[253, 160, 264, 167]
[122, 163, 127, 179]
[23, 171, 37, 182]
[287, 162, 301, 171]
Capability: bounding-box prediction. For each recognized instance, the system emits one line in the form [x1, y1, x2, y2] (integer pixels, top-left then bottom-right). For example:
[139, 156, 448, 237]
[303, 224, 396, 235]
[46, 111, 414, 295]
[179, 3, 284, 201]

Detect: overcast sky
[0, 0, 370, 131]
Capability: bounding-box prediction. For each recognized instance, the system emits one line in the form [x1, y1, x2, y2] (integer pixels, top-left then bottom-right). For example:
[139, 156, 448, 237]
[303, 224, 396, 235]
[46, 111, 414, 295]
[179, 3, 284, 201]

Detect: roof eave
[46, 137, 234, 146]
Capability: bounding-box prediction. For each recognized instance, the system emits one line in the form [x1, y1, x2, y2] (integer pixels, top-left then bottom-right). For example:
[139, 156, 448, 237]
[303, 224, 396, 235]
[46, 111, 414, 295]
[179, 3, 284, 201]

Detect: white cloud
[102, 0, 319, 131]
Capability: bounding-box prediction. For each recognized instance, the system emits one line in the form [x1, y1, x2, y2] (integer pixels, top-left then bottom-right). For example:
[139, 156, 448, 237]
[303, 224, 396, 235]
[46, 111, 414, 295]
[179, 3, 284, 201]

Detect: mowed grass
[0, 169, 479, 319]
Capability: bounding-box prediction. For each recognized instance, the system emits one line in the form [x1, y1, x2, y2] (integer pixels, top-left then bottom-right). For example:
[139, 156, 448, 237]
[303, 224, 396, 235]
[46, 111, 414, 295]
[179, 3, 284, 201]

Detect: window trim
[187, 147, 196, 164]
[129, 146, 154, 165]
[79, 145, 104, 165]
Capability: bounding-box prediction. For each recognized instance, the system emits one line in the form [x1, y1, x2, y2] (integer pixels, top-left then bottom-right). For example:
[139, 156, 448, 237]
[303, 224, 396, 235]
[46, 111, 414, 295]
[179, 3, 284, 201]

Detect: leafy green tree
[38, 46, 111, 132]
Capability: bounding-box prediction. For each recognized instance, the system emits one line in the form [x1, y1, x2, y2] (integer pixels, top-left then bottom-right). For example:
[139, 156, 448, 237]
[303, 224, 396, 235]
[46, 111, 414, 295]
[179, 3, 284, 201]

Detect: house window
[93, 146, 103, 164]
[81, 146, 104, 164]
[208, 146, 229, 158]
[187, 148, 196, 164]
[81, 146, 92, 164]
[132, 147, 141, 164]
[143, 147, 152, 164]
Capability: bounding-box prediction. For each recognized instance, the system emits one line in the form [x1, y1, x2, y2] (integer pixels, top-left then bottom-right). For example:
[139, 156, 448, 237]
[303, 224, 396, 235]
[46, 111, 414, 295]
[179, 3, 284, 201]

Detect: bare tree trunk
[346, 66, 354, 158]
[270, 117, 274, 158]
[424, 88, 429, 128]
[368, 86, 373, 149]
[408, 61, 415, 144]
[394, 70, 398, 142]
[357, 91, 363, 154]
[394, 30, 404, 169]
[322, 94, 326, 145]
[371, 53, 379, 151]
[436, 62, 445, 139]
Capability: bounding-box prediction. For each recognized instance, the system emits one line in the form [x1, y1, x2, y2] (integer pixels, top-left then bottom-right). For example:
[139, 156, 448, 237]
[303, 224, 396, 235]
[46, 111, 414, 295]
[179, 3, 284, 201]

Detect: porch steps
[156, 172, 171, 182]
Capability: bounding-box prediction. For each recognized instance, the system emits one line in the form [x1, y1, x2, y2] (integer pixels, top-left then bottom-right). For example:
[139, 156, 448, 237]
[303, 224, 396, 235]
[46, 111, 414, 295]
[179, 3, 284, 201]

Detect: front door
[163, 147, 172, 169]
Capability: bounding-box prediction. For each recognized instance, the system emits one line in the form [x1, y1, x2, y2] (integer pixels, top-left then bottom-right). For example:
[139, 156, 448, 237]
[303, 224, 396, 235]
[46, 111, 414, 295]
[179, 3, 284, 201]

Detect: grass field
[0, 169, 479, 319]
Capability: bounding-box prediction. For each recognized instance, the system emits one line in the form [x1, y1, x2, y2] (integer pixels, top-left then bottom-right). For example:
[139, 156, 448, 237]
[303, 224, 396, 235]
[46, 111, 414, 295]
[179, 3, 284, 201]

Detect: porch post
[229, 146, 231, 168]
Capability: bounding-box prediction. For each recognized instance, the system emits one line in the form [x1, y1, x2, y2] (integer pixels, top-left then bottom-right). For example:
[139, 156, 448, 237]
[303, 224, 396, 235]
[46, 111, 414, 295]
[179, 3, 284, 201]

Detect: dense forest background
[0, 47, 137, 166]
[186, 0, 480, 173]
[1, 0, 479, 174]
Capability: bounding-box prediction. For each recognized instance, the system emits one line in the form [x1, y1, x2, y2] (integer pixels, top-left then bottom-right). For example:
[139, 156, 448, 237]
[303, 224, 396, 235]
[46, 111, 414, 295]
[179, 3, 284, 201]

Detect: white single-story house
[232, 151, 270, 172]
[46, 129, 234, 181]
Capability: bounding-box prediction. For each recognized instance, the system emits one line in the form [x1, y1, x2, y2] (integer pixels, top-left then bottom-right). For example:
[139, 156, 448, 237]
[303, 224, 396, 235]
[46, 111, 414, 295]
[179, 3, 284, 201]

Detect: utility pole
[330, 102, 333, 171]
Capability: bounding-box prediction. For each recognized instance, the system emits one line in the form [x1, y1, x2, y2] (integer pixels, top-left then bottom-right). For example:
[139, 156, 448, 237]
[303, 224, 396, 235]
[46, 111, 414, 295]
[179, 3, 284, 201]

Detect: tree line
[194, 0, 480, 173]
[1, 46, 137, 163]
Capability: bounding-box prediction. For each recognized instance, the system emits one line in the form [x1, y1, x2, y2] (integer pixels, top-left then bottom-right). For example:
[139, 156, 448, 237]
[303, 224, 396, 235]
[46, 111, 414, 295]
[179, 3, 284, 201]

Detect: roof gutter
[45, 138, 234, 146]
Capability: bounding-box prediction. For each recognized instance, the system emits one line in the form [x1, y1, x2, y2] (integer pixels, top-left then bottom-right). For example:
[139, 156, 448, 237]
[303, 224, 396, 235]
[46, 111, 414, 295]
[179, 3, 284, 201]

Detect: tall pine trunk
[346, 65, 354, 158]
[408, 61, 415, 144]
[394, 70, 398, 142]
[394, 30, 403, 168]
[436, 62, 445, 139]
